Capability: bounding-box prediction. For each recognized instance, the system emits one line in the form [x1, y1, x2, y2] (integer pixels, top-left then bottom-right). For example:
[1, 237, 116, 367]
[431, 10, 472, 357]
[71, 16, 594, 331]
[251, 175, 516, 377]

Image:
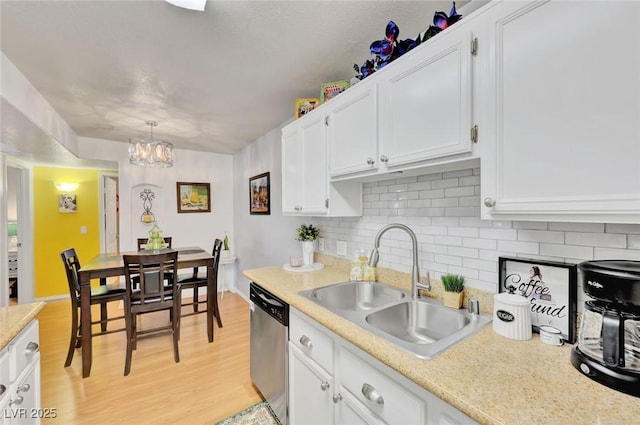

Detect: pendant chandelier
[129, 121, 174, 167]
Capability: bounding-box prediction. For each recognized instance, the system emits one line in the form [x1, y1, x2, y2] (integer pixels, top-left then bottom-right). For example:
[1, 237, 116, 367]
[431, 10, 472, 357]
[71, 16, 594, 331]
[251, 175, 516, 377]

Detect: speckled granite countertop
[243, 260, 639, 425]
[0, 302, 46, 350]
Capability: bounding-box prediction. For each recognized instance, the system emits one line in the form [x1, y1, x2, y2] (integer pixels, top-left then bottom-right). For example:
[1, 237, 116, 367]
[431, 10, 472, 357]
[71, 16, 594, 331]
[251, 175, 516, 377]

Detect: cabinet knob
[380, 155, 389, 163]
[366, 158, 375, 165]
[361, 383, 384, 404]
[299, 334, 313, 349]
[332, 393, 343, 404]
[0, 384, 5, 396]
[17, 384, 30, 393]
[25, 341, 39, 355]
[10, 395, 24, 406]
[483, 197, 496, 208]
[320, 381, 330, 391]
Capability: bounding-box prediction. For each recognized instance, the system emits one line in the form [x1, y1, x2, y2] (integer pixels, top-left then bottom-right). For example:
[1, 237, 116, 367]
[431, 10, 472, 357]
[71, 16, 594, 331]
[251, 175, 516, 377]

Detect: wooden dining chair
[60, 248, 126, 368]
[137, 236, 172, 250]
[122, 250, 180, 376]
[178, 239, 223, 326]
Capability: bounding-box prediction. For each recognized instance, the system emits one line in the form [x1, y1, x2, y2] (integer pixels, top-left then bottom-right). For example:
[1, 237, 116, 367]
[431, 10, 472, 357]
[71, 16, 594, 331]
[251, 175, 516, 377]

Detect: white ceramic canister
[493, 292, 532, 340]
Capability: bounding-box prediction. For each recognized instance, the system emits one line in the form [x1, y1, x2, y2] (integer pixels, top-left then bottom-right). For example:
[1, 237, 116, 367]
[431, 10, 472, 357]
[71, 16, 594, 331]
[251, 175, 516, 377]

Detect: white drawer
[339, 346, 425, 424]
[290, 310, 334, 374]
[9, 320, 40, 382]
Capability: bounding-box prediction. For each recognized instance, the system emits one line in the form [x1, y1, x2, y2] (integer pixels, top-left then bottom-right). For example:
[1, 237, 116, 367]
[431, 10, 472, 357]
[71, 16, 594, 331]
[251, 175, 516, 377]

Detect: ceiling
[1, 0, 465, 166]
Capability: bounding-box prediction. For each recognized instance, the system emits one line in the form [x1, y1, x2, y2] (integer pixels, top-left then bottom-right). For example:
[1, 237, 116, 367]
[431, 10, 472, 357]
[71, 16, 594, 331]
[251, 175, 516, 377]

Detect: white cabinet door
[379, 26, 474, 170]
[327, 79, 379, 178]
[289, 344, 334, 425]
[9, 355, 41, 425]
[281, 114, 328, 215]
[480, 0, 640, 223]
[299, 114, 329, 214]
[282, 125, 302, 214]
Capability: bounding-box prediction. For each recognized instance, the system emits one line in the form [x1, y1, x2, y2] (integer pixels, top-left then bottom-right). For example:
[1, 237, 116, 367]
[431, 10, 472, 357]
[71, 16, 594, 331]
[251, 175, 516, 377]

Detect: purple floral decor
[353, 2, 462, 81]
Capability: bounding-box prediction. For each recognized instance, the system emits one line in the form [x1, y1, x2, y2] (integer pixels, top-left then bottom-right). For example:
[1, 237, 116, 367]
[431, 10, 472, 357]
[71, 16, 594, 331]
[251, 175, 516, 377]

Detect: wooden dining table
[77, 246, 222, 378]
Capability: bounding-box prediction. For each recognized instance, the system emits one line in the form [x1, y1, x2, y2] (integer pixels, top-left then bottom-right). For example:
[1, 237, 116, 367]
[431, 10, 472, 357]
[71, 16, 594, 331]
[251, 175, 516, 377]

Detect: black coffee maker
[571, 260, 640, 397]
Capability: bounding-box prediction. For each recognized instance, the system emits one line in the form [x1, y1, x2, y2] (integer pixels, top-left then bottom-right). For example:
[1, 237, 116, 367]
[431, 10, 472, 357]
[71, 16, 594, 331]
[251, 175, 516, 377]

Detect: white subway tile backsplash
[518, 230, 564, 244]
[464, 237, 497, 250]
[497, 240, 539, 255]
[479, 228, 518, 240]
[594, 248, 640, 260]
[605, 223, 640, 234]
[565, 232, 627, 248]
[434, 235, 463, 246]
[628, 235, 640, 250]
[321, 167, 639, 297]
[540, 243, 593, 260]
[432, 178, 459, 189]
[448, 226, 479, 238]
[513, 221, 549, 230]
[548, 222, 605, 232]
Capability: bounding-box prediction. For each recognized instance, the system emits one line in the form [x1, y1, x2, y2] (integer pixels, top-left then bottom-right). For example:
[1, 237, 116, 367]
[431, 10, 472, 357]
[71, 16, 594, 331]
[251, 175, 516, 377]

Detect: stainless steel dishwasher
[250, 282, 289, 425]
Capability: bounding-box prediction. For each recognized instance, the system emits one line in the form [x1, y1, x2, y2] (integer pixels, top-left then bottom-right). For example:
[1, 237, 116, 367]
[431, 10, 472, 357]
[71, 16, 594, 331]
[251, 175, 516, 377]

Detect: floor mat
[214, 401, 279, 425]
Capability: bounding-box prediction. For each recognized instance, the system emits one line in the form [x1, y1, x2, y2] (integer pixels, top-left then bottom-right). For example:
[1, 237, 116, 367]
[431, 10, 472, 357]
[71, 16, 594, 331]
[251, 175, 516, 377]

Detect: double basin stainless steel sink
[298, 281, 491, 359]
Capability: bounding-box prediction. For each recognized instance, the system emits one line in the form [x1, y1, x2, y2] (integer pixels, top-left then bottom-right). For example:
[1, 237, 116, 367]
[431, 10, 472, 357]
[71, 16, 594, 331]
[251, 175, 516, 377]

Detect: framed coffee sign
[498, 256, 578, 343]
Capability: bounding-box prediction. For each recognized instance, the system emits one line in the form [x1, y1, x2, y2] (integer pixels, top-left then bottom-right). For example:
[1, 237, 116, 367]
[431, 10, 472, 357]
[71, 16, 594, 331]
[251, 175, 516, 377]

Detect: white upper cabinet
[378, 25, 474, 170]
[479, 0, 640, 222]
[282, 113, 328, 215]
[282, 111, 362, 217]
[327, 78, 379, 178]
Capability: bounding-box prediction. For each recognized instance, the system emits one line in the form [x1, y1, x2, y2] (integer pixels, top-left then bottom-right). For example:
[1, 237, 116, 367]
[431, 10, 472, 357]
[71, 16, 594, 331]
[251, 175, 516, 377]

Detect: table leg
[79, 273, 93, 378]
[207, 262, 214, 342]
[100, 277, 108, 332]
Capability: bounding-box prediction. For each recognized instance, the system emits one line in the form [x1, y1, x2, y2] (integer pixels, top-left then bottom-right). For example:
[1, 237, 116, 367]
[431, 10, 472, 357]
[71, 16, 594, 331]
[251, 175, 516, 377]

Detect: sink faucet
[368, 223, 431, 300]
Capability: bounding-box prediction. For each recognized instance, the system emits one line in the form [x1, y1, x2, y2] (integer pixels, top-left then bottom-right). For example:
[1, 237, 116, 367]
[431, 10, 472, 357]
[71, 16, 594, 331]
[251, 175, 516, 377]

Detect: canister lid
[494, 292, 529, 306]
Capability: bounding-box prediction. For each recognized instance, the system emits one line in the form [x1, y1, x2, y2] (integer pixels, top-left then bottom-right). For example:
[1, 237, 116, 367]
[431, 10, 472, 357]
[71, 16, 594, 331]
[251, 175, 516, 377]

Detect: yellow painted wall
[34, 167, 114, 298]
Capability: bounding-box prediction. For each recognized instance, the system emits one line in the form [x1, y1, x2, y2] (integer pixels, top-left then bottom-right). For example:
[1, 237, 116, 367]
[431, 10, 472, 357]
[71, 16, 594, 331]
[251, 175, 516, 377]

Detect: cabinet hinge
[324, 116, 329, 126]
[325, 198, 329, 209]
[471, 38, 478, 56]
[471, 125, 478, 143]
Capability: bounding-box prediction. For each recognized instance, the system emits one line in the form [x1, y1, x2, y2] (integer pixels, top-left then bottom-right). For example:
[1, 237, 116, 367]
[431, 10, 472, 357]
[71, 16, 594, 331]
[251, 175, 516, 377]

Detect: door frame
[99, 172, 119, 254]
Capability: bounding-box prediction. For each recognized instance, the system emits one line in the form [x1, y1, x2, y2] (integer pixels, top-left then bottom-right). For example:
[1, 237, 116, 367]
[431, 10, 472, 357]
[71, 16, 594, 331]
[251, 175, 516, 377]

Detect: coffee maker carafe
[571, 260, 640, 397]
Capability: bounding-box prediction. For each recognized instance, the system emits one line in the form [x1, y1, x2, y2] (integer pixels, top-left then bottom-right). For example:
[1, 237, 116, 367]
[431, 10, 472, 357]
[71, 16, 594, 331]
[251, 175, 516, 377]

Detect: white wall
[232, 121, 307, 297]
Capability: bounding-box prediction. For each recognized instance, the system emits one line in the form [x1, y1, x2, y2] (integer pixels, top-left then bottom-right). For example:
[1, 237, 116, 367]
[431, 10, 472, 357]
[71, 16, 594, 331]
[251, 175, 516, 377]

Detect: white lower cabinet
[1, 320, 41, 425]
[288, 308, 478, 425]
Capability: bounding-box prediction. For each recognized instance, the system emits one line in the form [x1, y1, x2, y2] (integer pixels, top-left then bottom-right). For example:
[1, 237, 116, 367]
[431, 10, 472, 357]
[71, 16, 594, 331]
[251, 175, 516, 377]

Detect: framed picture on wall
[176, 182, 211, 213]
[249, 172, 270, 215]
[58, 194, 77, 213]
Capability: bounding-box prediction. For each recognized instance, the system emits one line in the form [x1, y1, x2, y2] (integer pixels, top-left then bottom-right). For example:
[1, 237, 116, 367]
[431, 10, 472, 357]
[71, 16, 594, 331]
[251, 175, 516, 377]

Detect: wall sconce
[54, 182, 79, 192]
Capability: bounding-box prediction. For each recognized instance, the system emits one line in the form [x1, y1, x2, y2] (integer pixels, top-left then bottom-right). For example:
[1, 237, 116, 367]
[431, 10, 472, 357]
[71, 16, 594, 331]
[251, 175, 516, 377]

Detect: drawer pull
[320, 381, 330, 391]
[17, 384, 30, 393]
[299, 335, 313, 349]
[332, 393, 342, 404]
[362, 383, 384, 405]
[366, 158, 375, 165]
[25, 341, 39, 355]
[10, 395, 24, 406]
[0, 384, 5, 396]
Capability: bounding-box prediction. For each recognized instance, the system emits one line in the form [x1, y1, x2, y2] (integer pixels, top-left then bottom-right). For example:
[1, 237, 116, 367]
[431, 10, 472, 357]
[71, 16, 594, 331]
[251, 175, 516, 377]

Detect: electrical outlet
[336, 240, 347, 256]
[318, 237, 325, 251]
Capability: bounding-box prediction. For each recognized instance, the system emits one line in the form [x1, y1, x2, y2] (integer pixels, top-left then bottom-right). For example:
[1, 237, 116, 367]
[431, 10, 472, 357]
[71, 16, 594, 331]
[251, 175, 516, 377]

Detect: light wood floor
[37, 293, 263, 424]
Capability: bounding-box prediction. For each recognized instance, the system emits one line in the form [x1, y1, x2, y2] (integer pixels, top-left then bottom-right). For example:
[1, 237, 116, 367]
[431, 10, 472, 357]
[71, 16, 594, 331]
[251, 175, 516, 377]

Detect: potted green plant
[221, 233, 230, 258]
[441, 274, 464, 309]
[295, 224, 319, 266]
